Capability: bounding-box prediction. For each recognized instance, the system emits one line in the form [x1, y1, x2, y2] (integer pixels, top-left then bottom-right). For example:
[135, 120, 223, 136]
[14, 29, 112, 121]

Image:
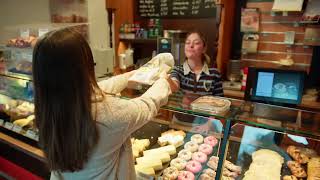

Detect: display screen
[250, 68, 305, 106]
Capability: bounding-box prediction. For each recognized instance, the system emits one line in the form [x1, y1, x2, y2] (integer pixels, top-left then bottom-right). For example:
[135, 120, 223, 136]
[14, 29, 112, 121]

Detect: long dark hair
[32, 28, 99, 172]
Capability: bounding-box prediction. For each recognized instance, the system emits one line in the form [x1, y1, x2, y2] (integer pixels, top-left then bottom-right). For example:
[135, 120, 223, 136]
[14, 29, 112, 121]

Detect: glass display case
[218, 102, 320, 180]
[121, 89, 243, 179]
[1, 70, 320, 180]
[0, 44, 37, 143]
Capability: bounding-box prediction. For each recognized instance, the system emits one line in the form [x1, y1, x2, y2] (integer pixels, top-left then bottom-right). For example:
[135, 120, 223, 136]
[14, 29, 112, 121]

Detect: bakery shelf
[0, 72, 32, 81]
[122, 88, 244, 120]
[132, 119, 222, 179]
[225, 122, 320, 179]
[119, 38, 158, 44]
[234, 102, 320, 140]
[0, 91, 33, 103]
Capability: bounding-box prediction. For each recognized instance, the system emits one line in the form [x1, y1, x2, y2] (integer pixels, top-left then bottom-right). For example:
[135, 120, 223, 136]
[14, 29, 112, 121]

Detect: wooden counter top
[0, 132, 44, 161]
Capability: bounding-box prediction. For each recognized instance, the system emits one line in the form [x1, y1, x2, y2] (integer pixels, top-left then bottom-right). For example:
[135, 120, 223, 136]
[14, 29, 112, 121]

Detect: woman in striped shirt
[169, 31, 224, 133]
[170, 31, 223, 96]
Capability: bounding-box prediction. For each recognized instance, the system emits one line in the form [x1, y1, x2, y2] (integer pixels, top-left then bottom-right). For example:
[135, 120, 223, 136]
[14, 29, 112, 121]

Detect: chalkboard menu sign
[138, 0, 216, 18]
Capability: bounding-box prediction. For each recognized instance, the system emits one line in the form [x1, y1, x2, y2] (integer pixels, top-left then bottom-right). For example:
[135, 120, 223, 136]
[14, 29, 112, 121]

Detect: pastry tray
[132, 120, 221, 179]
[190, 96, 231, 116]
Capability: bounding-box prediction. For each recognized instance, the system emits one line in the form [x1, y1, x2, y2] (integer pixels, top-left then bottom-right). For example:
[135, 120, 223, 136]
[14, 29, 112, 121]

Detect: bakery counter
[234, 102, 320, 140]
[225, 123, 320, 180]
[121, 88, 244, 120]
[224, 89, 320, 112]
[131, 112, 227, 179]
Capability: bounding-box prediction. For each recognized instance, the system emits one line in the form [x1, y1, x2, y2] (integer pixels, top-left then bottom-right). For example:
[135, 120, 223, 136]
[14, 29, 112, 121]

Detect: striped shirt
[170, 61, 224, 96]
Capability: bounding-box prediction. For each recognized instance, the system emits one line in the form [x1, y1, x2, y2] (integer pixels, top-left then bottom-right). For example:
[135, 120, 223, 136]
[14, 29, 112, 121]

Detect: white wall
[0, 0, 114, 75]
[87, 0, 114, 76]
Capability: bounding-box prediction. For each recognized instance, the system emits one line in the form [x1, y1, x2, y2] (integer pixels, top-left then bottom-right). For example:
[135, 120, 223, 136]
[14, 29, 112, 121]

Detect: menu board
[138, 0, 216, 18]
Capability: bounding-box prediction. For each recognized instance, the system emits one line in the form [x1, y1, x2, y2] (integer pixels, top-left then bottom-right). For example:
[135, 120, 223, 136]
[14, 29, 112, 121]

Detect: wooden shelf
[119, 38, 157, 44]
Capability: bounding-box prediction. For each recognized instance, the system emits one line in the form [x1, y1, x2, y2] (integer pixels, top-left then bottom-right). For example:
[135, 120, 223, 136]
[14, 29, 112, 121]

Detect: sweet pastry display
[308, 157, 320, 180]
[157, 133, 222, 179]
[135, 158, 163, 171]
[243, 149, 284, 180]
[158, 129, 186, 147]
[136, 152, 170, 164]
[287, 161, 307, 178]
[162, 167, 179, 180]
[135, 165, 155, 176]
[131, 138, 150, 159]
[284, 145, 319, 179]
[198, 144, 213, 155]
[200, 168, 216, 179]
[287, 145, 310, 164]
[204, 136, 218, 147]
[191, 151, 208, 164]
[190, 134, 204, 144]
[224, 160, 242, 174]
[207, 156, 219, 170]
[185, 160, 202, 174]
[190, 96, 231, 115]
[143, 145, 177, 156]
[13, 114, 35, 127]
[178, 171, 195, 180]
[7, 36, 37, 48]
[170, 158, 187, 170]
[178, 149, 192, 161]
[223, 167, 239, 178]
[4, 101, 35, 119]
[184, 141, 199, 153]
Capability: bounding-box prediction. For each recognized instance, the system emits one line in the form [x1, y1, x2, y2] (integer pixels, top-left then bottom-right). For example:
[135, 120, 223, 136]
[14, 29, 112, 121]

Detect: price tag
[34, 135, 39, 141]
[26, 130, 36, 139]
[0, 119, 4, 126]
[4, 122, 13, 130]
[12, 125, 22, 133]
[38, 28, 49, 37]
[20, 28, 30, 39]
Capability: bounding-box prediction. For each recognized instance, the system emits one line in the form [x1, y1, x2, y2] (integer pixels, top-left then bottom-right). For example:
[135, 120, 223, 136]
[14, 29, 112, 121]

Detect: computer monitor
[245, 67, 306, 107]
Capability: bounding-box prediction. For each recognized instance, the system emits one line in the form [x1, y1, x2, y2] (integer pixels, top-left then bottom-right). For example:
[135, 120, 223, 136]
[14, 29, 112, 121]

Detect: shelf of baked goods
[234, 101, 320, 140]
[131, 110, 227, 179]
[0, 96, 37, 143]
[0, 72, 32, 82]
[0, 75, 33, 102]
[225, 122, 320, 180]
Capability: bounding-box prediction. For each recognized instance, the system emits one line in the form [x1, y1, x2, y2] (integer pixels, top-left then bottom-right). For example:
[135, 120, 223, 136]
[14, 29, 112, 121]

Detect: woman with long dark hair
[33, 28, 172, 179]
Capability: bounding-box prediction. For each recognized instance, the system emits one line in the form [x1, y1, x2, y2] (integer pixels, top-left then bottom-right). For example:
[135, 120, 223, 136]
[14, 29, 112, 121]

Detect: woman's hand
[125, 70, 137, 77]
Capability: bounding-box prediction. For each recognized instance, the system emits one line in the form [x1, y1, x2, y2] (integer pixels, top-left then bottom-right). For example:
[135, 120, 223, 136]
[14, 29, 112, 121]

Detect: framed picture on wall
[241, 8, 260, 33]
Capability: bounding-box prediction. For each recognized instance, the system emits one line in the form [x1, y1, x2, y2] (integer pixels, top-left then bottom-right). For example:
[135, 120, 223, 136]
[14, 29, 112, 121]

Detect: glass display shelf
[121, 88, 244, 120]
[0, 72, 32, 81]
[132, 116, 223, 179]
[224, 123, 320, 179]
[0, 74, 33, 102]
[234, 102, 320, 139]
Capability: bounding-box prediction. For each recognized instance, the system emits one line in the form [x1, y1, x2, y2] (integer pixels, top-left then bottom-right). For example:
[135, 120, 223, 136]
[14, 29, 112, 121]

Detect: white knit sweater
[50, 73, 171, 180]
